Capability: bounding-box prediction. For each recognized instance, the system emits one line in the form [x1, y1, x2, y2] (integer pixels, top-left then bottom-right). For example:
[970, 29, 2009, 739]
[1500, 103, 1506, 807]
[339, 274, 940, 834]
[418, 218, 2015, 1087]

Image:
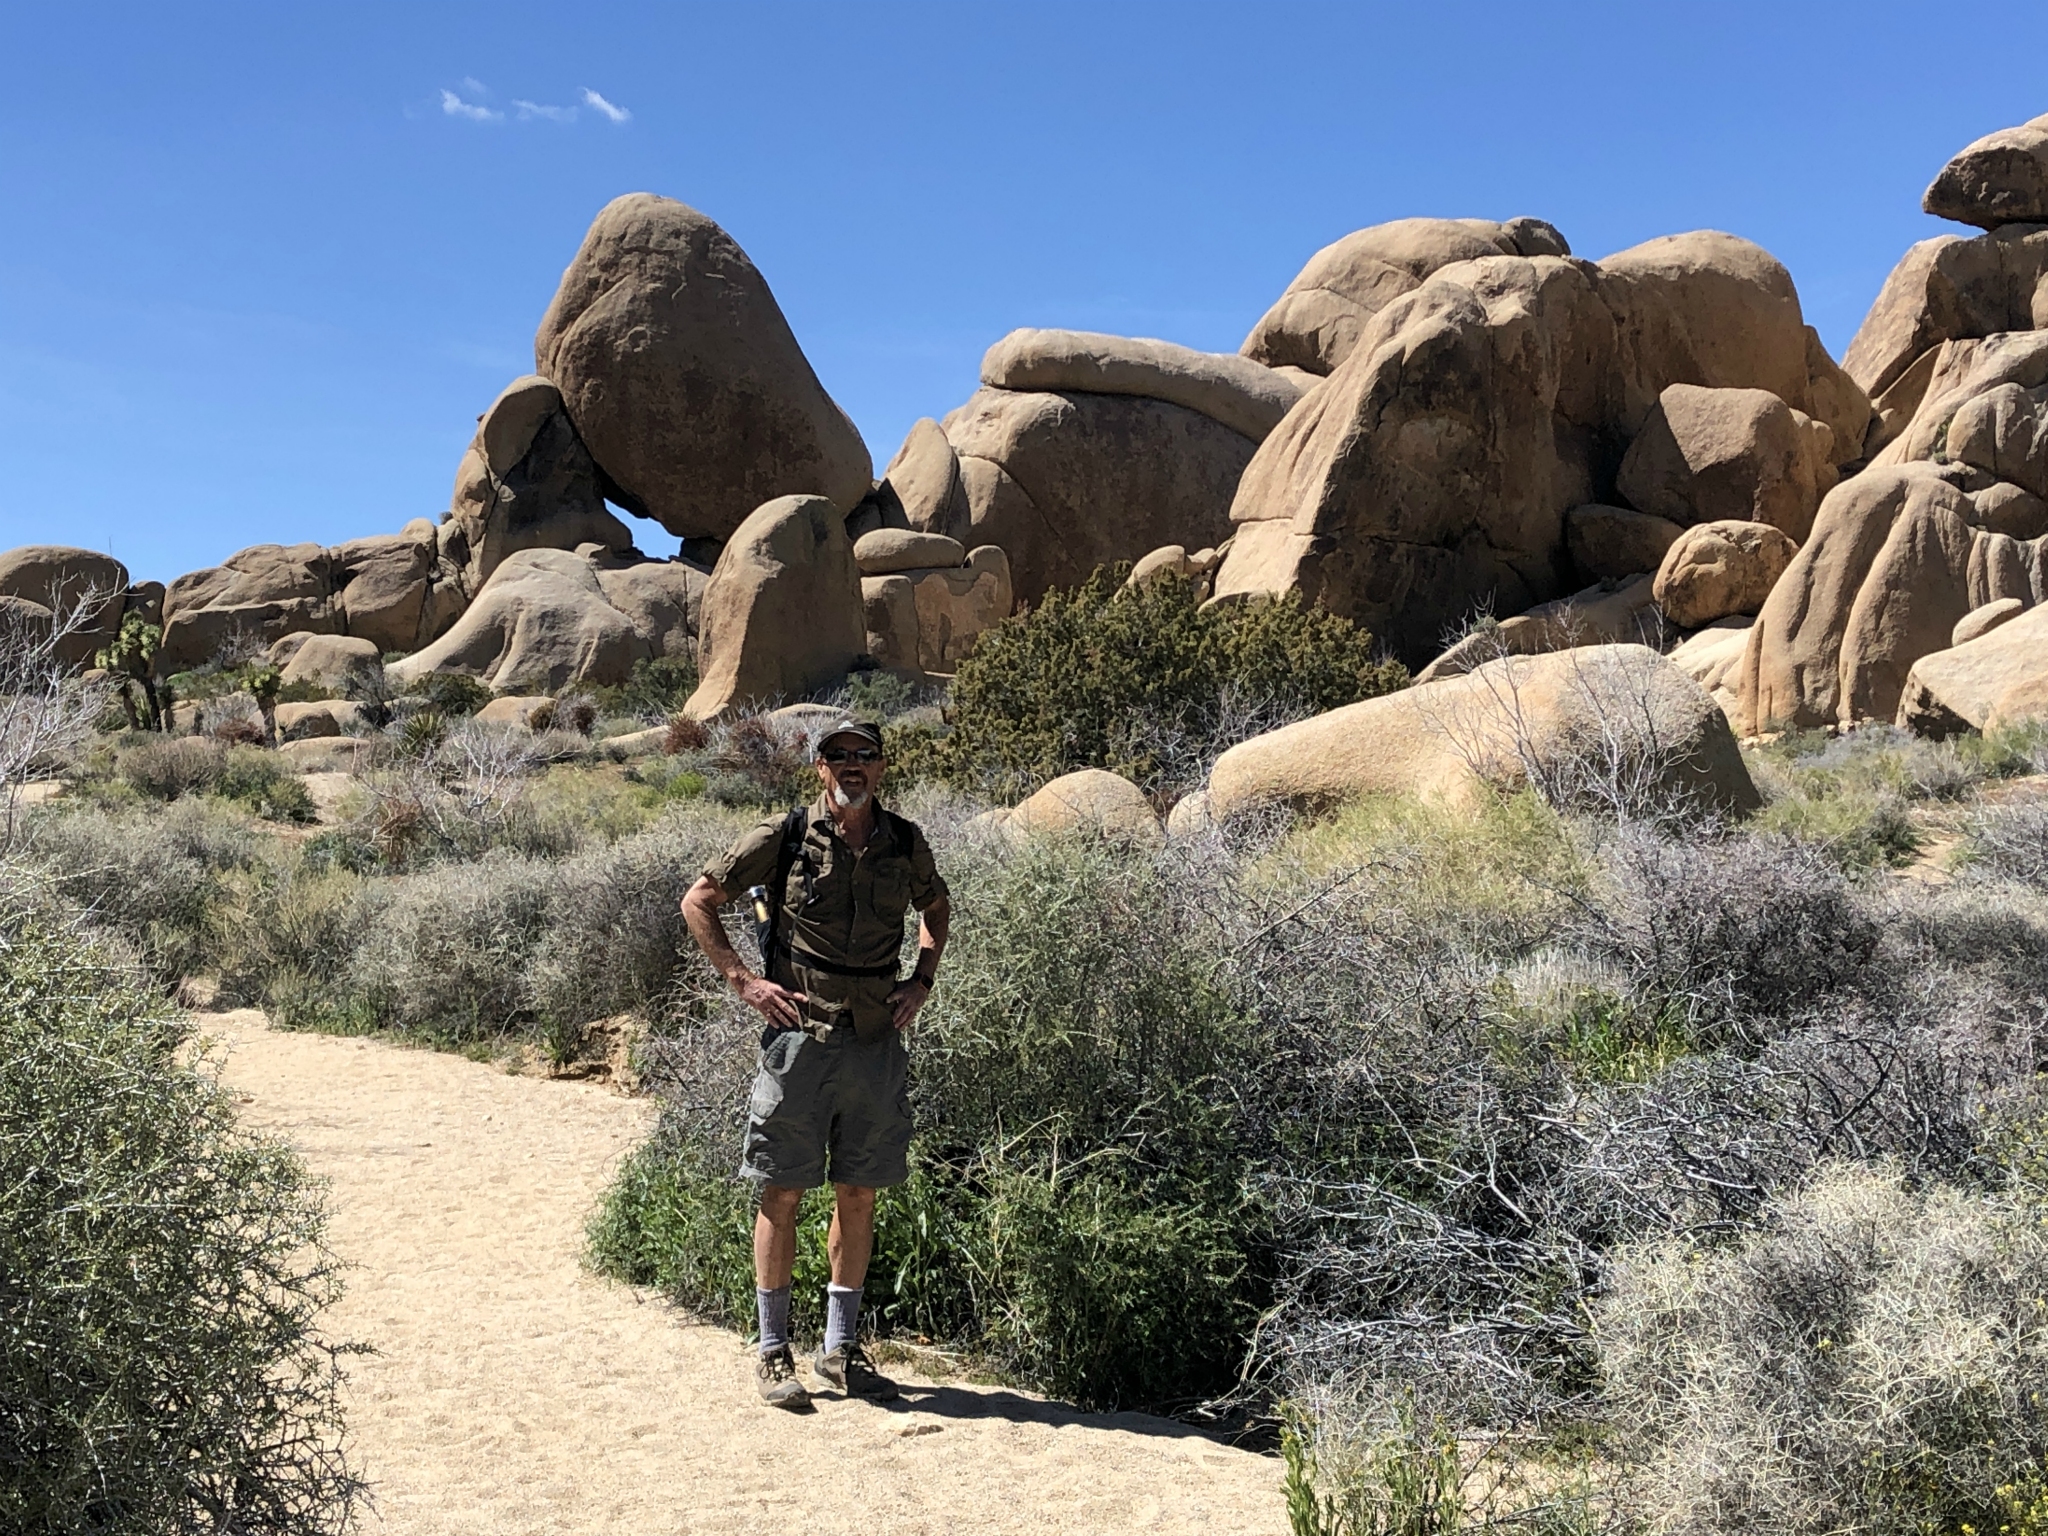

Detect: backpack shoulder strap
[764, 806, 810, 949]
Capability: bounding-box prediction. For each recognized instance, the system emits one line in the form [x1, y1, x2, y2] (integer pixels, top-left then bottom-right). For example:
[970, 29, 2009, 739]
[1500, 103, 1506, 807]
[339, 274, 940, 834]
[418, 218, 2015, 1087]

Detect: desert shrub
[662, 714, 709, 754]
[343, 849, 554, 1043]
[912, 566, 1406, 798]
[591, 654, 699, 721]
[520, 810, 736, 1052]
[1962, 800, 2048, 889]
[837, 668, 927, 722]
[698, 710, 816, 809]
[1599, 1159, 2048, 1536]
[402, 671, 490, 717]
[213, 747, 316, 823]
[527, 693, 597, 736]
[119, 735, 226, 801]
[25, 800, 260, 984]
[0, 891, 361, 1533]
[1581, 824, 1879, 1045]
[211, 862, 386, 1030]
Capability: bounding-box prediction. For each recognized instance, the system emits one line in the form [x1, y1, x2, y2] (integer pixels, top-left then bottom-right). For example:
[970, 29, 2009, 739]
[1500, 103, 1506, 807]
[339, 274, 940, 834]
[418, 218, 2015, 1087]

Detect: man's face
[816, 734, 885, 810]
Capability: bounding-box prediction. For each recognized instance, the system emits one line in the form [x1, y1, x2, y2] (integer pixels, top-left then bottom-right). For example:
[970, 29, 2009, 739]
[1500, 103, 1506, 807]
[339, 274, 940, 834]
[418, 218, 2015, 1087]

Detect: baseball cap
[814, 718, 884, 755]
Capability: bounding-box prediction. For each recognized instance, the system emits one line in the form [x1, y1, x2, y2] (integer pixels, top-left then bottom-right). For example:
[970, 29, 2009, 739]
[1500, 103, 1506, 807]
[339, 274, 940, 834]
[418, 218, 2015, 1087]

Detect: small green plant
[591, 654, 699, 721]
[212, 747, 317, 823]
[1283, 1399, 1470, 1536]
[404, 671, 491, 717]
[400, 709, 448, 757]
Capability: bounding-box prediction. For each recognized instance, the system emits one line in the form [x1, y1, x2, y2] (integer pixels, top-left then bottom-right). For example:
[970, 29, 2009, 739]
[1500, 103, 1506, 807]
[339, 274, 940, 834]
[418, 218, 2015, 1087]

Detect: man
[681, 718, 950, 1411]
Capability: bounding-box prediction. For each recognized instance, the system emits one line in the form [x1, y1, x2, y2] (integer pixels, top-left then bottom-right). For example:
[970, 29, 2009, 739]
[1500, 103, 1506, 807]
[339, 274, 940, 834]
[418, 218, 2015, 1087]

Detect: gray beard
[831, 784, 870, 811]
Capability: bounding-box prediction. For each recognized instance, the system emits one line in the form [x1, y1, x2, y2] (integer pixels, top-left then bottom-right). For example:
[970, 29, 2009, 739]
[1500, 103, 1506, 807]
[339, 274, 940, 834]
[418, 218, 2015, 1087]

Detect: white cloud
[514, 99, 577, 122]
[581, 88, 631, 123]
[440, 87, 501, 123]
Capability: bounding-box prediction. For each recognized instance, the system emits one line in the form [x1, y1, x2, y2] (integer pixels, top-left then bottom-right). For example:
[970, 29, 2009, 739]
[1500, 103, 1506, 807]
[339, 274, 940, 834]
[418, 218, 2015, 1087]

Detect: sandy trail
[208, 1010, 1285, 1535]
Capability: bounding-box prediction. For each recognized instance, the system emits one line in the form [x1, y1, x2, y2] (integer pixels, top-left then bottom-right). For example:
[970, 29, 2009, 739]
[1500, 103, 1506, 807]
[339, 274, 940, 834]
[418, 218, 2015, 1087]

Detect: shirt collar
[808, 792, 894, 848]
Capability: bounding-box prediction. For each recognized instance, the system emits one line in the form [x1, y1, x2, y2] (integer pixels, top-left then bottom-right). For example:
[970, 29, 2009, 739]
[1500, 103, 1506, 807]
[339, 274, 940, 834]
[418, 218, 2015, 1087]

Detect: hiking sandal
[813, 1341, 898, 1401]
[755, 1346, 811, 1410]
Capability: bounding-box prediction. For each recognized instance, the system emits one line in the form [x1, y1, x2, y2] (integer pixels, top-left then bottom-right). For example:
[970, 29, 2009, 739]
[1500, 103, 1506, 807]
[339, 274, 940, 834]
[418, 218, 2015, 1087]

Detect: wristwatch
[910, 970, 936, 991]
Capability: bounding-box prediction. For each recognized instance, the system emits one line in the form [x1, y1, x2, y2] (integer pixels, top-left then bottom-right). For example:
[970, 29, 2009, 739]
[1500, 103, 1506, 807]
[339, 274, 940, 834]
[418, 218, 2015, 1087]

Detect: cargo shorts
[739, 1023, 911, 1190]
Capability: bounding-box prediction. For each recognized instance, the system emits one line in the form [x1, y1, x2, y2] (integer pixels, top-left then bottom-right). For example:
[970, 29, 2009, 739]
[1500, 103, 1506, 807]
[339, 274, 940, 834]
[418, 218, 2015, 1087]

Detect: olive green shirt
[704, 794, 947, 1042]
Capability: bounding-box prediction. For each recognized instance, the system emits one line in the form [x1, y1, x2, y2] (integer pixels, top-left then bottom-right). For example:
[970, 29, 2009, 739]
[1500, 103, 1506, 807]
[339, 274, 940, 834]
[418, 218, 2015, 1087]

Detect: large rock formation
[1924, 113, 2048, 232]
[870, 327, 1312, 608]
[1738, 461, 2048, 731]
[534, 194, 871, 539]
[0, 546, 131, 665]
[443, 374, 633, 591]
[980, 328, 1308, 441]
[1207, 644, 1758, 820]
[159, 521, 475, 671]
[684, 495, 866, 718]
[1240, 216, 1571, 375]
[1213, 231, 1867, 664]
[386, 548, 658, 694]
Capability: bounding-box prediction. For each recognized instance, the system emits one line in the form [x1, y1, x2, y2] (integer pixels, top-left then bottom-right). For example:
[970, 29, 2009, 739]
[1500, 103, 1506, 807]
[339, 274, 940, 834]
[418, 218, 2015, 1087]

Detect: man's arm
[889, 891, 950, 1031]
[682, 874, 806, 1030]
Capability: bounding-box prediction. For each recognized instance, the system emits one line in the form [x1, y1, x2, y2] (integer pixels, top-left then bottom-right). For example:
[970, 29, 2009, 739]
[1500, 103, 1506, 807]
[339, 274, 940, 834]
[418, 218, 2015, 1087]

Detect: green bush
[905, 566, 1406, 797]
[402, 671, 491, 717]
[214, 747, 317, 823]
[0, 892, 361, 1533]
[591, 654, 700, 721]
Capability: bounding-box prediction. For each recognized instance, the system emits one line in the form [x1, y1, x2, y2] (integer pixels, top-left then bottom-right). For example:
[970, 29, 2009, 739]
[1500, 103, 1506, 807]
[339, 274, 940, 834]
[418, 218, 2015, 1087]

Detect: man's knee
[832, 1183, 878, 1217]
[758, 1185, 804, 1224]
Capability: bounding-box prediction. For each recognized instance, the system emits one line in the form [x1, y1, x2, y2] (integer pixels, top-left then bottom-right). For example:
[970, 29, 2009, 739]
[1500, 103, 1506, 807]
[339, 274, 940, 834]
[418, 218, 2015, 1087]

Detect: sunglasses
[820, 747, 882, 766]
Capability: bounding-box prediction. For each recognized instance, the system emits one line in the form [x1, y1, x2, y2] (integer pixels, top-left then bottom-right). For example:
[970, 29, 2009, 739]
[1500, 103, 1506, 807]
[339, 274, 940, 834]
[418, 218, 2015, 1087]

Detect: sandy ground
[208, 1009, 1285, 1536]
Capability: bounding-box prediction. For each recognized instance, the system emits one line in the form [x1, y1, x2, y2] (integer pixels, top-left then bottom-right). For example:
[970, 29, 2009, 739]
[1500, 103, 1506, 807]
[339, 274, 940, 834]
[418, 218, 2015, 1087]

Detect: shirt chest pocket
[867, 858, 913, 925]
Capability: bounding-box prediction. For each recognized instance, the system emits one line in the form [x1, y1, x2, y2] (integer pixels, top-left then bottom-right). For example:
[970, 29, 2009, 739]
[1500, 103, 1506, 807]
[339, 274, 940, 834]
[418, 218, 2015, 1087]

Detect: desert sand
[207, 1009, 1286, 1535]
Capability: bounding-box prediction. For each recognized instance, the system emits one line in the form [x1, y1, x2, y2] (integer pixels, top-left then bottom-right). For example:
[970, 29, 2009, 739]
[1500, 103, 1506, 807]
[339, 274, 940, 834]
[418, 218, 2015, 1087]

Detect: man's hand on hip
[737, 975, 807, 1030]
[888, 978, 930, 1032]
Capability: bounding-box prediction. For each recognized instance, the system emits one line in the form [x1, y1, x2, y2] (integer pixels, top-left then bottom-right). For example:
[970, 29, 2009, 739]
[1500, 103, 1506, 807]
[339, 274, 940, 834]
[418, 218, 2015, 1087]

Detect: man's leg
[827, 1183, 877, 1289]
[755, 1183, 803, 1348]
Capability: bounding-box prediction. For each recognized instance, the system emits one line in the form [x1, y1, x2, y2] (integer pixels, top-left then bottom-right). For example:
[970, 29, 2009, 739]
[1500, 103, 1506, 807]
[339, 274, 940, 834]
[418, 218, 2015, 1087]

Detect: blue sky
[1, 2, 2041, 583]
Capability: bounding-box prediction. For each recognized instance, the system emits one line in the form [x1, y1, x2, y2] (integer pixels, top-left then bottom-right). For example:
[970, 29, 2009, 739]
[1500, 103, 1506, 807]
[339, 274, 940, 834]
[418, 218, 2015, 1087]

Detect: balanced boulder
[1923, 112, 2048, 231]
[1616, 384, 1836, 539]
[685, 495, 866, 717]
[981, 328, 1307, 442]
[1240, 216, 1571, 375]
[1207, 644, 1757, 820]
[854, 529, 966, 576]
[1652, 520, 1799, 628]
[535, 194, 872, 539]
[1954, 597, 2026, 646]
[444, 375, 632, 591]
